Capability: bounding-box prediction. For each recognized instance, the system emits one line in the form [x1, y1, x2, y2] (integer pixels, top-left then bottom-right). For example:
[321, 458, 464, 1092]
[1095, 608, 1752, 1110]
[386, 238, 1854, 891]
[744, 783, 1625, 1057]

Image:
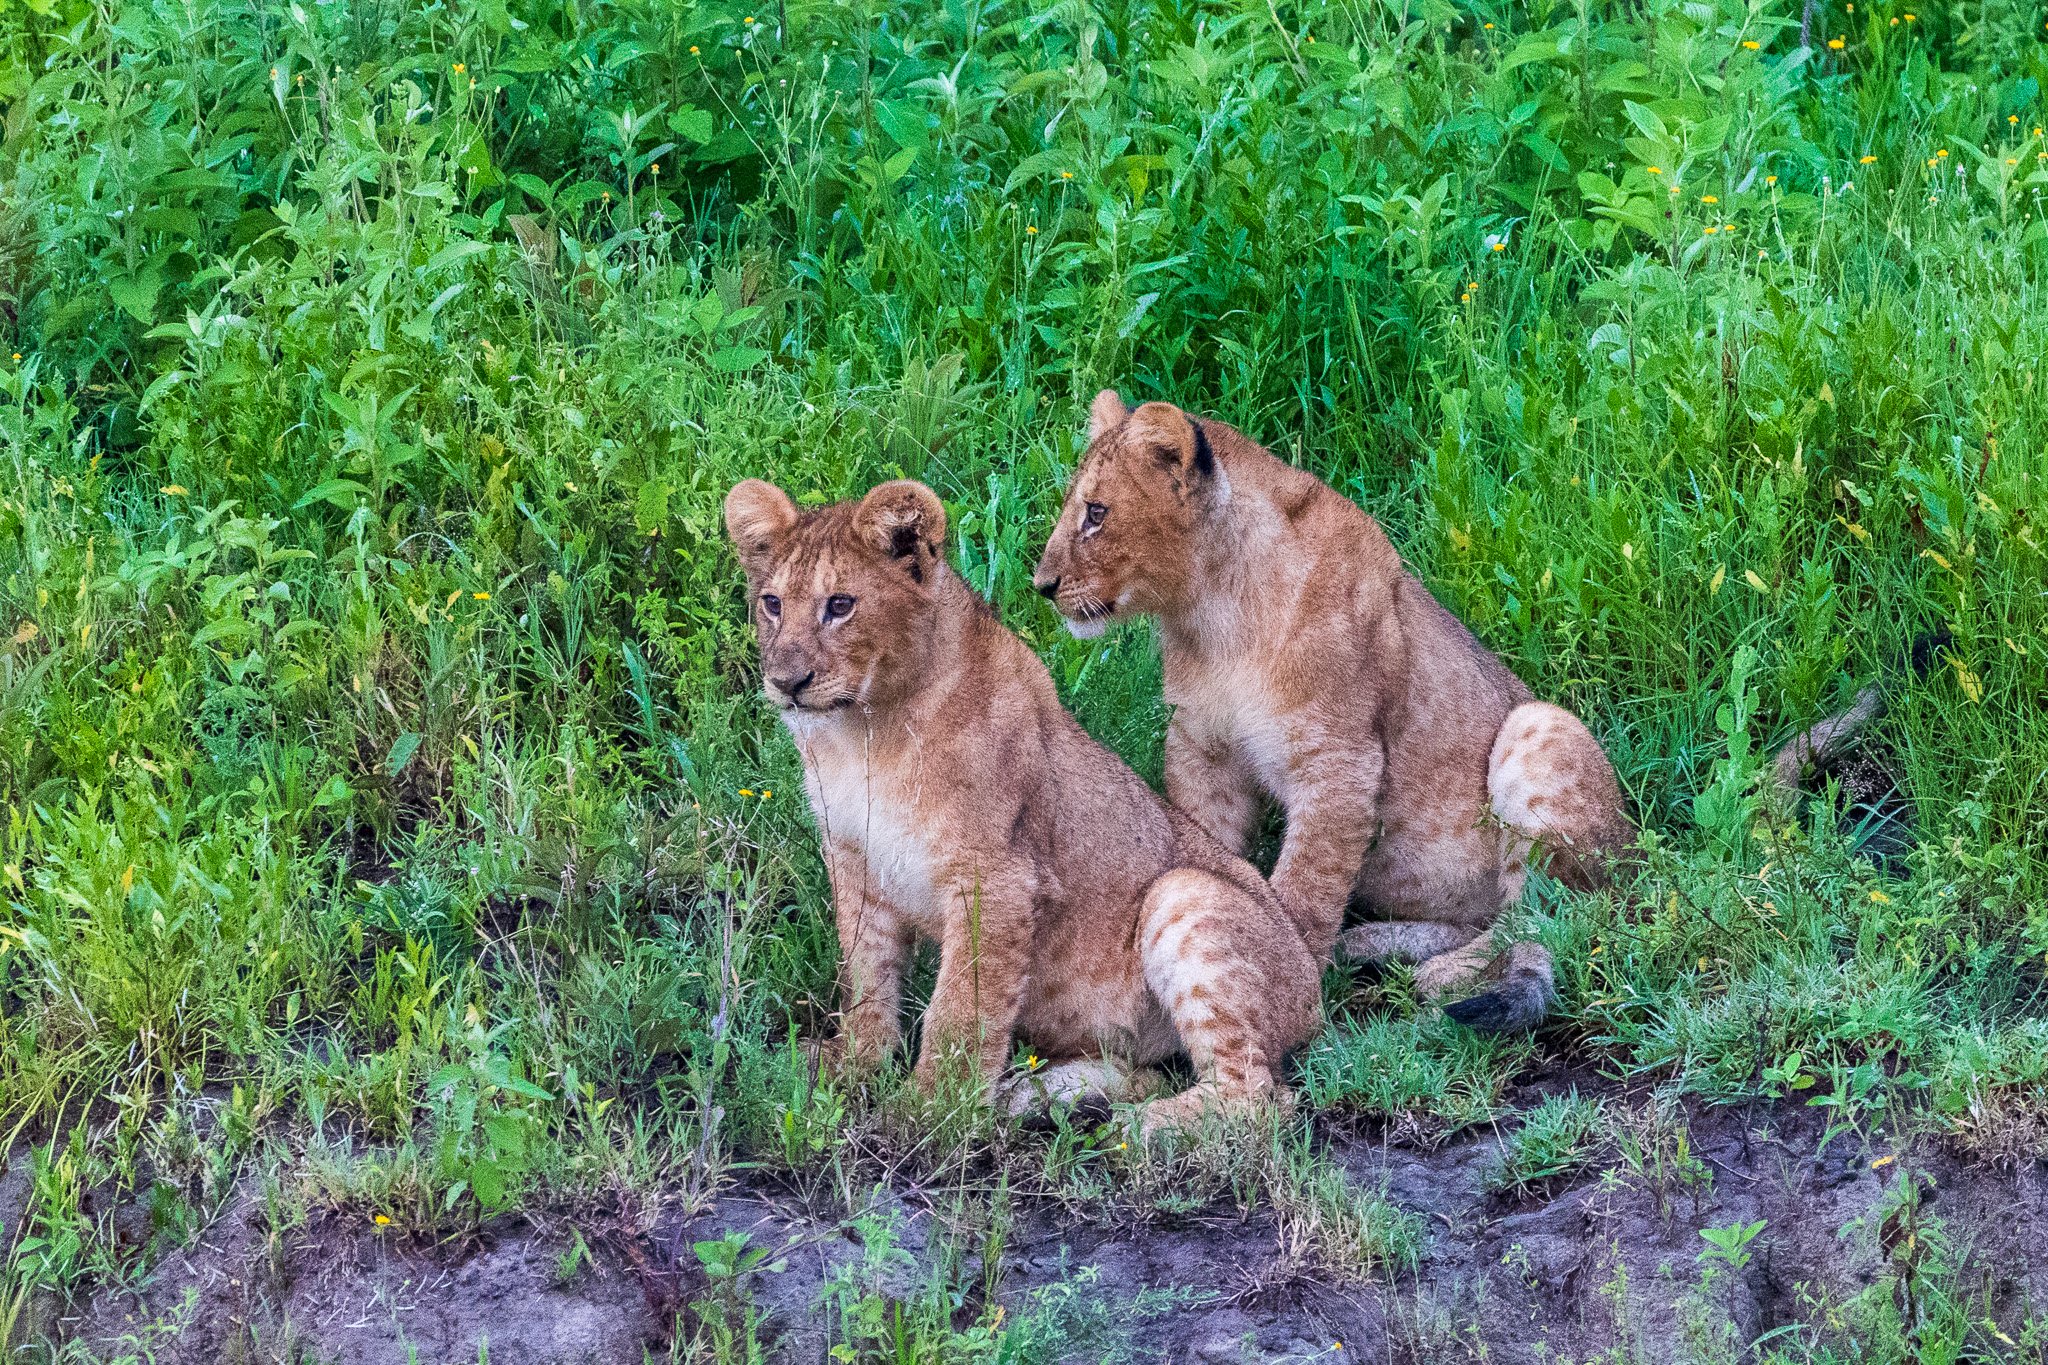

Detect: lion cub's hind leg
[996, 1058, 1165, 1118]
[1488, 701, 1629, 896]
[1340, 920, 1552, 1035]
[1340, 921, 1475, 966]
[1407, 701, 1627, 1033]
[1132, 868, 1321, 1134]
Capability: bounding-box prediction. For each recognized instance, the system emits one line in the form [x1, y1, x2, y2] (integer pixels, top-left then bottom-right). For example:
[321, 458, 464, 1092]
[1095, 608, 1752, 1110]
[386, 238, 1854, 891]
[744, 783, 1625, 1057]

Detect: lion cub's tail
[1442, 941, 1555, 1034]
[1765, 628, 1949, 808]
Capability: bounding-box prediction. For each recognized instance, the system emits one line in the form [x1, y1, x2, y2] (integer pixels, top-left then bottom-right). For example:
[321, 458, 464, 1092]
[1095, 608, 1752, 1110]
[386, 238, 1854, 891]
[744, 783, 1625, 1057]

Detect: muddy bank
[37, 1087, 2048, 1364]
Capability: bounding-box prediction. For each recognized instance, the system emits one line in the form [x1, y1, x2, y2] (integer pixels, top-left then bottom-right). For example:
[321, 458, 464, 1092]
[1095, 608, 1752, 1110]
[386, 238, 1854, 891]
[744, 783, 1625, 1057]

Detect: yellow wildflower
[1766, 174, 1778, 185]
[1491, 240, 1505, 250]
[690, 45, 700, 54]
[1025, 224, 1038, 234]
[472, 591, 490, 600]
[1827, 36, 1844, 48]
[1860, 154, 1877, 163]
[1700, 194, 1719, 203]
[452, 62, 466, 73]
[1936, 148, 1948, 157]
[1869, 889, 1892, 904]
[1647, 165, 1661, 174]
[374, 1213, 391, 1226]
[739, 788, 755, 797]
[160, 484, 187, 496]
[1743, 39, 1760, 49]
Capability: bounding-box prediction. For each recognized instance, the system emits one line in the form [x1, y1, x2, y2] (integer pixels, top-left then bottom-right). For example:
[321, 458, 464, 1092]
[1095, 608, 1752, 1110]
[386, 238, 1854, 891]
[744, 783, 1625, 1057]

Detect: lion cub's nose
[1034, 575, 1061, 600]
[770, 669, 815, 699]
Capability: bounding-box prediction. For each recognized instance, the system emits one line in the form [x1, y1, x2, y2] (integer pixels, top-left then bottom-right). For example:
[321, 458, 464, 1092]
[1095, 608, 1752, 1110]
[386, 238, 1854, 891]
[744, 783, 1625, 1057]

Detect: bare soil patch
[37, 1073, 2048, 1364]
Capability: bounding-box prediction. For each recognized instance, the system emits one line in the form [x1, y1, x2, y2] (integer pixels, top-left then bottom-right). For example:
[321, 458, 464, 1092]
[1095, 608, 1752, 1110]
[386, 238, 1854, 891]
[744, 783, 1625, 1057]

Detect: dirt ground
[28, 1066, 2048, 1365]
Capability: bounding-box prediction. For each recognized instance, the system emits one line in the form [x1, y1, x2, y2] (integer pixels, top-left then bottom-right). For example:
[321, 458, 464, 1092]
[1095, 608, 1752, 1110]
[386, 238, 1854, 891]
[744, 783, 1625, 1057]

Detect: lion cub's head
[1032, 391, 1220, 637]
[724, 479, 948, 713]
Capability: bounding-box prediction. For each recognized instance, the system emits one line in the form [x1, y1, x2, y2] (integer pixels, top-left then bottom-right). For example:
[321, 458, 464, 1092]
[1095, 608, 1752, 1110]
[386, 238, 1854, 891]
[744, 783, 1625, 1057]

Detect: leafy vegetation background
[1, 0, 2047, 1346]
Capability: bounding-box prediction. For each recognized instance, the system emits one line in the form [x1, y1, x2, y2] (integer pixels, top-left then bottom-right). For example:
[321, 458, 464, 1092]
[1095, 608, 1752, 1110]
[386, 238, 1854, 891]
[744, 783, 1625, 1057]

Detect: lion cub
[1032, 394, 1631, 1030]
[725, 477, 1320, 1126]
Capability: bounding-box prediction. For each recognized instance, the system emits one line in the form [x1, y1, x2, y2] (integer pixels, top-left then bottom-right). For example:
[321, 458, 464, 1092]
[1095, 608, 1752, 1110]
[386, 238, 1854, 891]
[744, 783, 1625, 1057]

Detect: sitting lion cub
[1032, 394, 1631, 1031]
[724, 477, 1321, 1126]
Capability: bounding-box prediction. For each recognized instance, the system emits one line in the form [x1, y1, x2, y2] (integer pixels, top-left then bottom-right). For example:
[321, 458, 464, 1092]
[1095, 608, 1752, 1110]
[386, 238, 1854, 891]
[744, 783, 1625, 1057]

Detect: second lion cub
[1033, 393, 1631, 1030]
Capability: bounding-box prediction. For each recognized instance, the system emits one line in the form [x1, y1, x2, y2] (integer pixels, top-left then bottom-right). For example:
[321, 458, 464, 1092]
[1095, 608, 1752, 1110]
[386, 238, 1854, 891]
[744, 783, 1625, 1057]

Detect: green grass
[2, 0, 2048, 1356]
[1485, 1090, 1607, 1194]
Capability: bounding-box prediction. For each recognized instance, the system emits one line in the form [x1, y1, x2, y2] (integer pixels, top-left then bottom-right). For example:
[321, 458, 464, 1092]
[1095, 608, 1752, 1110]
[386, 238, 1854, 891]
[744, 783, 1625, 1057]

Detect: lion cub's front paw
[802, 1033, 889, 1085]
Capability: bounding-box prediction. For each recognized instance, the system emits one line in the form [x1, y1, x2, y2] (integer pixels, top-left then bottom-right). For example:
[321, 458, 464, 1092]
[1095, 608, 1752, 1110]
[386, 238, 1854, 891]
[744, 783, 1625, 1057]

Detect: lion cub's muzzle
[1050, 590, 1116, 639]
[765, 665, 856, 711]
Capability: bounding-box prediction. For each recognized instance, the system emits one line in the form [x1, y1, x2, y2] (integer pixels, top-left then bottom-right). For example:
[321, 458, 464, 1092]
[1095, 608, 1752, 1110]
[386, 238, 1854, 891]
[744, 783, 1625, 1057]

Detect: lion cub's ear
[1125, 401, 1216, 483]
[724, 479, 799, 575]
[1088, 388, 1131, 443]
[854, 480, 947, 578]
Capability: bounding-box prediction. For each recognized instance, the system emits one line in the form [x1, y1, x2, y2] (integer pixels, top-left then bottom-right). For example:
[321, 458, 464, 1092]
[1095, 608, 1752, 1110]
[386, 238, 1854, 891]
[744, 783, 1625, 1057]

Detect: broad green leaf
[293, 478, 371, 510]
[383, 732, 421, 777]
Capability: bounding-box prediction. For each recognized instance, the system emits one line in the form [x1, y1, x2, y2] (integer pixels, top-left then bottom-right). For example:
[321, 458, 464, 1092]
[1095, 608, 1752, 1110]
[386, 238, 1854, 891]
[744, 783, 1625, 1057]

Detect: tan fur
[725, 478, 1322, 1127]
[1032, 396, 1631, 1027]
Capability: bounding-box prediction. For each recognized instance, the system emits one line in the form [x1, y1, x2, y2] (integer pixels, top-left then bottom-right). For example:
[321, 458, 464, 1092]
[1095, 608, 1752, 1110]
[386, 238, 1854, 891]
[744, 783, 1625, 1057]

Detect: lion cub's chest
[1169, 656, 1297, 799]
[794, 722, 944, 925]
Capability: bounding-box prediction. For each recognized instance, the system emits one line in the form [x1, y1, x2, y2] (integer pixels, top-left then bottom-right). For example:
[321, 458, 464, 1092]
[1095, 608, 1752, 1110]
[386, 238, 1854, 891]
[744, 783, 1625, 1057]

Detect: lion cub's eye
[760, 593, 781, 617]
[1083, 502, 1108, 530]
[824, 594, 856, 622]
